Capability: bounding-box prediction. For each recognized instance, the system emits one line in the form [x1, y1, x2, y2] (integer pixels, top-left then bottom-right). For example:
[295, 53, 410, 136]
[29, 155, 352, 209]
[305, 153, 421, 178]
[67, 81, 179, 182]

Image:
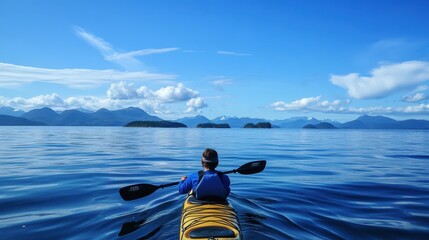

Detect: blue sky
[1, 0, 429, 121]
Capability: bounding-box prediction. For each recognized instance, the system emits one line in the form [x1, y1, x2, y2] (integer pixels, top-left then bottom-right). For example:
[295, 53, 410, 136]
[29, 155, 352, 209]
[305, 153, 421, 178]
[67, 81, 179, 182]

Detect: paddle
[119, 160, 266, 201]
[118, 219, 145, 236]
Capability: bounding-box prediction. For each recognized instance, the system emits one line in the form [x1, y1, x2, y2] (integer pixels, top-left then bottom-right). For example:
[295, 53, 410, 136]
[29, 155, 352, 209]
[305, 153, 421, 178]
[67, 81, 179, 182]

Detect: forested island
[303, 122, 338, 129]
[196, 123, 231, 128]
[243, 122, 272, 128]
[125, 121, 187, 128]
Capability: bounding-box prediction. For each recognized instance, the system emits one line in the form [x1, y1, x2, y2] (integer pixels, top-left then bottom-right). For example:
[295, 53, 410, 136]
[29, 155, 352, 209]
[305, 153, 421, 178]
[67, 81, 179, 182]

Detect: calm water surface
[0, 127, 428, 239]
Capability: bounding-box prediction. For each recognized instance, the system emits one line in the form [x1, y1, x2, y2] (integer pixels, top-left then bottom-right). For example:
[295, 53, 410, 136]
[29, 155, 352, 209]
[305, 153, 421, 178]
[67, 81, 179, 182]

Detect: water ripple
[0, 127, 428, 239]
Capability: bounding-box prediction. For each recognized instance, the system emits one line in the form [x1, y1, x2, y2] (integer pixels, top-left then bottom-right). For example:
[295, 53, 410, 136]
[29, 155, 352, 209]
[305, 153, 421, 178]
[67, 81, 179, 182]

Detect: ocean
[0, 127, 428, 239]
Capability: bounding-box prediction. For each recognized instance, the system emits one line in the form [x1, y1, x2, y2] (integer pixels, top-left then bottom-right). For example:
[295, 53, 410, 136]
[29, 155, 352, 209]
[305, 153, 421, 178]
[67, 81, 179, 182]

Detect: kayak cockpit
[180, 194, 242, 240]
[187, 195, 228, 205]
[189, 226, 235, 238]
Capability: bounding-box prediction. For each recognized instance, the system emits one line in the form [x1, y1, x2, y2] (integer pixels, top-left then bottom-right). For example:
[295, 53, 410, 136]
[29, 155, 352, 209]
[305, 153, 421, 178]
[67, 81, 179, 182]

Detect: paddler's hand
[181, 176, 187, 181]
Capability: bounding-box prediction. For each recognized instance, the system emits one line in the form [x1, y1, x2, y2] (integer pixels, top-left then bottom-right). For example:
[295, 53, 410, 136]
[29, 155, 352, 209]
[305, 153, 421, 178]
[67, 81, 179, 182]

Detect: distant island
[125, 121, 187, 128]
[303, 122, 338, 129]
[1, 106, 429, 129]
[197, 123, 231, 128]
[244, 122, 272, 128]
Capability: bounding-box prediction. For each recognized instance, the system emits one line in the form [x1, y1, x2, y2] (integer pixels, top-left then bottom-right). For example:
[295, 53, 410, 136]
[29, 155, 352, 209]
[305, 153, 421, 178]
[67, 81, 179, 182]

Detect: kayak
[180, 193, 242, 240]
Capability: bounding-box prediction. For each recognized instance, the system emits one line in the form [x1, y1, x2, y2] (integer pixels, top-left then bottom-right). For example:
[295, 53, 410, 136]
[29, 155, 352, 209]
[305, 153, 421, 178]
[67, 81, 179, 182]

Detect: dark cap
[202, 156, 218, 163]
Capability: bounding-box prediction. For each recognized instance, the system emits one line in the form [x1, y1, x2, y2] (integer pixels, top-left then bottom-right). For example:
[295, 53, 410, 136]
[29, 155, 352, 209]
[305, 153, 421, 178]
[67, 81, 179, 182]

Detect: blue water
[0, 127, 428, 239]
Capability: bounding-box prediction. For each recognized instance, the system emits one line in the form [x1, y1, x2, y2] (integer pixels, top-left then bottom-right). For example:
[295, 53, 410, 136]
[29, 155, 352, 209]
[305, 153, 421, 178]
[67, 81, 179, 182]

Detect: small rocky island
[243, 122, 272, 128]
[303, 122, 338, 129]
[125, 121, 187, 128]
[196, 123, 231, 128]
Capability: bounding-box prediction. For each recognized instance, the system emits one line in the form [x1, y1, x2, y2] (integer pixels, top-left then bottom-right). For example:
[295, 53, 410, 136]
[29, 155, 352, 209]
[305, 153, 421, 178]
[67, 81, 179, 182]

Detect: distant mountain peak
[96, 108, 110, 113]
[124, 107, 143, 111]
[357, 115, 396, 122]
[175, 115, 212, 128]
[0, 107, 25, 117]
[219, 115, 230, 121]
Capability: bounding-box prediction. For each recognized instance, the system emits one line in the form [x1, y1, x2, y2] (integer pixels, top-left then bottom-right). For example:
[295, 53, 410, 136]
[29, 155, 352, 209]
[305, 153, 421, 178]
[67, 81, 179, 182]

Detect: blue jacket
[178, 170, 230, 199]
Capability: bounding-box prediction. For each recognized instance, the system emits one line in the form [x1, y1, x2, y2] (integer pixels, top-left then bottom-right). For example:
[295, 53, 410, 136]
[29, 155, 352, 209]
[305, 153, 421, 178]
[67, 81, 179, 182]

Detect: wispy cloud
[271, 96, 429, 115]
[331, 61, 429, 99]
[0, 63, 176, 89]
[217, 51, 251, 56]
[106, 48, 179, 61]
[213, 79, 233, 86]
[74, 26, 179, 69]
[210, 76, 234, 91]
[74, 26, 113, 55]
[371, 38, 410, 50]
[370, 38, 424, 55]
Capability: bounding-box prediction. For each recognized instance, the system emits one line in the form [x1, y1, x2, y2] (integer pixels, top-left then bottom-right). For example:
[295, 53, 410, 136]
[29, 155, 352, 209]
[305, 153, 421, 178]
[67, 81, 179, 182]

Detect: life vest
[194, 170, 228, 200]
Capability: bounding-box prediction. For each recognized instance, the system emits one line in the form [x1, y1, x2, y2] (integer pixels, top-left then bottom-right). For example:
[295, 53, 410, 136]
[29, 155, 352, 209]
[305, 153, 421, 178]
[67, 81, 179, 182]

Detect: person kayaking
[178, 148, 230, 200]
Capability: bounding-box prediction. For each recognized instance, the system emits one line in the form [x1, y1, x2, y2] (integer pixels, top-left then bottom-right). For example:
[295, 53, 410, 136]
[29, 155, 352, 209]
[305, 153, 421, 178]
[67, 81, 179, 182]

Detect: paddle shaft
[160, 170, 234, 188]
[160, 181, 180, 188]
[147, 169, 238, 190]
[119, 160, 266, 201]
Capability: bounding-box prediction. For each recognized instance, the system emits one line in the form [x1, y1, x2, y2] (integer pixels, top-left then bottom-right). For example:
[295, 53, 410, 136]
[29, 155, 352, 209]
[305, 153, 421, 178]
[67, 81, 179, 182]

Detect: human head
[201, 148, 219, 170]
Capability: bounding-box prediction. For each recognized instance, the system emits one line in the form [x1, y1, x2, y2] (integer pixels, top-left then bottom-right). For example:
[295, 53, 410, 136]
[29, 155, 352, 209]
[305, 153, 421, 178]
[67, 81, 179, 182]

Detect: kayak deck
[180, 195, 242, 240]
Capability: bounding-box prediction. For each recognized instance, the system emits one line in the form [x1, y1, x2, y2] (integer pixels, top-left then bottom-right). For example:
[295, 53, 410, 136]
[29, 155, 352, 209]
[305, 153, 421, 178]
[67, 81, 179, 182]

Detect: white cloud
[136, 86, 153, 99]
[217, 51, 251, 56]
[346, 104, 429, 115]
[271, 96, 429, 115]
[400, 103, 429, 113]
[104, 81, 203, 113]
[186, 97, 208, 113]
[330, 61, 429, 99]
[0, 63, 175, 89]
[138, 100, 170, 114]
[154, 83, 199, 102]
[0, 93, 103, 111]
[107, 81, 199, 102]
[271, 96, 324, 111]
[1, 80, 203, 113]
[402, 93, 428, 102]
[107, 81, 139, 99]
[74, 26, 178, 70]
[0, 93, 165, 113]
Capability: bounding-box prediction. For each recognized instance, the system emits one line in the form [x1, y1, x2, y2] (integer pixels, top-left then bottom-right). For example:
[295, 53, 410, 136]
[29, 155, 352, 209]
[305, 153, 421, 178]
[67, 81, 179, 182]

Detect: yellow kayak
[180, 194, 242, 240]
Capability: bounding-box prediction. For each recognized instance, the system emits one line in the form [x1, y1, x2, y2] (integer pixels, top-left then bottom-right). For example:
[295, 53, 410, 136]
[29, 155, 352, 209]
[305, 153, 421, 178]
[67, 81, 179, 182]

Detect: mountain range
[0, 106, 428, 129]
[1, 107, 160, 126]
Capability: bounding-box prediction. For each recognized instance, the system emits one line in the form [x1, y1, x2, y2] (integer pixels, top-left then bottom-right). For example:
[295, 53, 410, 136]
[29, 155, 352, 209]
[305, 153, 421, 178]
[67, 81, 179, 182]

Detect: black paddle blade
[119, 184, 160, 201]
[236, 160, 266, 174]
[118, 220, 144, 236]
